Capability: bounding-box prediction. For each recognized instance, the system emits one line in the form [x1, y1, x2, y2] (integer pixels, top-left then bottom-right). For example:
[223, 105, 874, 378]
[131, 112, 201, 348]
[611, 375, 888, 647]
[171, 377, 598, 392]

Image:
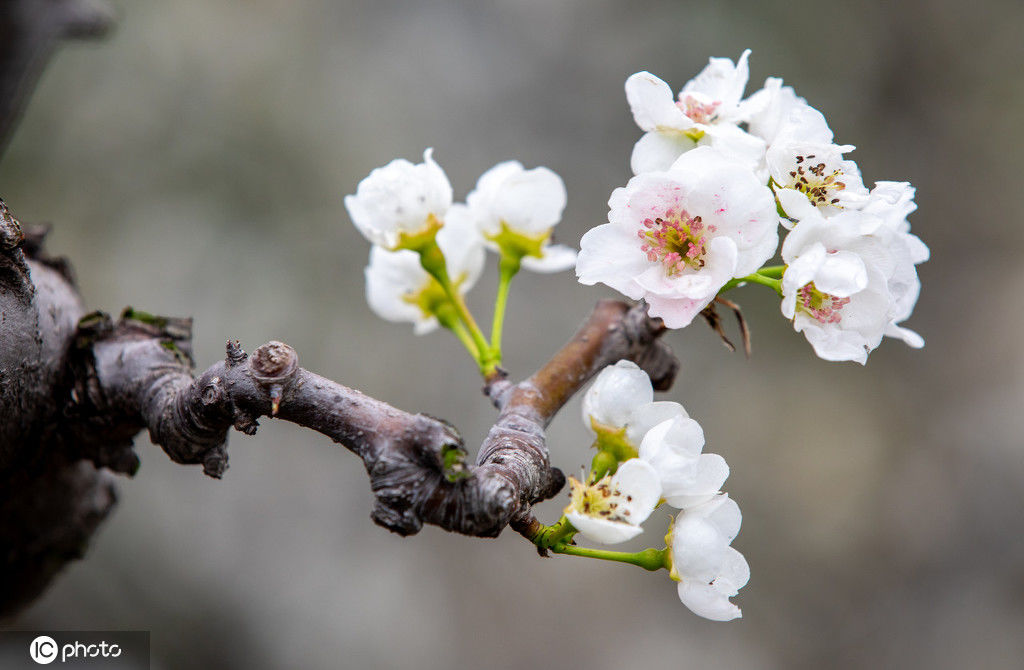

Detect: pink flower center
[797, 282, 850, 324]
[788, 154, 847, 207]
[676, 95, 720, 124]
[637, 209, 716, 275]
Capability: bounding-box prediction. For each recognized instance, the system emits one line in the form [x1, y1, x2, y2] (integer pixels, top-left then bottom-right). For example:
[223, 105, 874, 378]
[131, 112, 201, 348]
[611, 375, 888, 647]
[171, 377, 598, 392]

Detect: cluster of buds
[344, 151, 576, 372]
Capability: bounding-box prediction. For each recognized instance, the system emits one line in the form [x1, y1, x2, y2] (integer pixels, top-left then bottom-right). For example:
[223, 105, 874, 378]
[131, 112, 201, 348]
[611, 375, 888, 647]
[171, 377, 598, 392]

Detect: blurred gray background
[3, 0, 1022, 668]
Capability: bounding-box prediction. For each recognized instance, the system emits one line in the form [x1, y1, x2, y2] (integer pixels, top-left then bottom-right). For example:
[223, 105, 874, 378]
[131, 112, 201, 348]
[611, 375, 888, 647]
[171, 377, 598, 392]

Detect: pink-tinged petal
[681, 49, 752, 111]
[644, 293, 715, 329]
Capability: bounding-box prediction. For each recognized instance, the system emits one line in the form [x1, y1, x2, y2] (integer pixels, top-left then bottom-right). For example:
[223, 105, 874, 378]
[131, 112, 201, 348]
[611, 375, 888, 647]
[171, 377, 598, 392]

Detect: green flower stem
[757, 264, 785, 279]
[550, 544, 669, 572]
[418, 243, 493, 368]
[437, 306, 482, 361]
[490, 254, 521, 354]
[720, 270, 784, 296]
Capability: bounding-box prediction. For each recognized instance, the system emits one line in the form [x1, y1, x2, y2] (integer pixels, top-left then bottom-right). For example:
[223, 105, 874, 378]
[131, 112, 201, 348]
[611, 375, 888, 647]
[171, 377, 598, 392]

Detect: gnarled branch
[76, 300, 678, 540]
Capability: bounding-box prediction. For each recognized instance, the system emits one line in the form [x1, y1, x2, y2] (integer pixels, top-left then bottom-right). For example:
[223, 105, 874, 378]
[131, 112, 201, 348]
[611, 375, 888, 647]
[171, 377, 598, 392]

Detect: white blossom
[625, 51, 766, 174]
[640, 417, 729, 509]
[744, 78, 833, 147]
[669, 494, 749, 621]
[770, 141, 868, 223]
[345, 148, 453, 250]
[576, 146, 778, 328]
[364, 205, 484, 334]
[780, 206, 923, 362]
[861, 181, 929, 346]
[564, 459, 661, 545]
[465, 160, 576, 272]
[583, 361, 728, 508]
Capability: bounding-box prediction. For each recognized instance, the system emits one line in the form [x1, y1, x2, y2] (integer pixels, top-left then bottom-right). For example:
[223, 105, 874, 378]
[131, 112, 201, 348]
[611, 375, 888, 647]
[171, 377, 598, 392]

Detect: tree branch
[76, 300, 678, 540]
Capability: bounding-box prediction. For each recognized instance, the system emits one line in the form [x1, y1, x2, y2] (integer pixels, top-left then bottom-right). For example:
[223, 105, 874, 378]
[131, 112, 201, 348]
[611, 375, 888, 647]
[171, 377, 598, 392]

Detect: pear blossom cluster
[565, 360, 749, 621]
[576, 51, 928, 363]
[340, 50, 929, 627]
[345, 150, 576, 334]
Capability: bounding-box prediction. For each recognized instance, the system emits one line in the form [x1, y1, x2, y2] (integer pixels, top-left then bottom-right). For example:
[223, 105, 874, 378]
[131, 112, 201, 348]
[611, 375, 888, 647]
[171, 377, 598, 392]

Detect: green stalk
[720, 270, 784, 296]
[756, 264, 785, 279]
[490, 254, 520, 354]
[550, 545, 668, 572]
[418, 243, 493, 366]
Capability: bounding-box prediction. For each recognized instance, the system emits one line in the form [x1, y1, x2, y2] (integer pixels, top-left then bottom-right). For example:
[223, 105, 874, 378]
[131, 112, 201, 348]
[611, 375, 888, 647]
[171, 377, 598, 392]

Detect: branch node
[0, 199, 24, 250]
[225, 339, 247, 367]
[249, 341, 299, 382]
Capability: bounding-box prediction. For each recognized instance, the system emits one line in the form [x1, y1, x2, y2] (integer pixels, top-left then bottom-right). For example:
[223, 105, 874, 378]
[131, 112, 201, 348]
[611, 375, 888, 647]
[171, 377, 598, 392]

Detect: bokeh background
[3, 0, 1023, 668]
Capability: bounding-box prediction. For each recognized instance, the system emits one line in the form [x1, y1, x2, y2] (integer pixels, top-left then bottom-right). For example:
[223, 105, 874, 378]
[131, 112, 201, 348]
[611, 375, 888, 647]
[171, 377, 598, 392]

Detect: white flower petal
[664, 453, 730, 508]
[521, 244, 578, 273]
[565, 459, 661, 545]
[813, 250, 868, 297]
[678, 579, 742, 621]
[639, 416, 705, 468]
[576, 223, 652, 300]
[364, 247, 437, 333]
[681, 50, 752, 112]
[625, 401, 688, 446]
[437, 204, 486, 289]
[611, 458, 663, 520]
[467, 161, 568, 237]
[582, 360, 653, 431]
[630, 131, 697, 175]
[566, 512, 644, 545]
[776, 187, 818, 224]
[625, 71, 692, 132]
[345, 148, 453, 249]
[885, 323, 924, 348]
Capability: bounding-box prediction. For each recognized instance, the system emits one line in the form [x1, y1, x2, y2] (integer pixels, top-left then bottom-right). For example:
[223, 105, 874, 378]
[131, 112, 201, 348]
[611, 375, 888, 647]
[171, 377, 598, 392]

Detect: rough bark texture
[0, 1, 680, 618]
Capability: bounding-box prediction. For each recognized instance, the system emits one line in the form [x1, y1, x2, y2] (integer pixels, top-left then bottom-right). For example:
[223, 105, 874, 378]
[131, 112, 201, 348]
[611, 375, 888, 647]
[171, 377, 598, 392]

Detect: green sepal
[394, 213, 443, 253]
[588, 417, 639, 480]
[486, 221, 551, 261]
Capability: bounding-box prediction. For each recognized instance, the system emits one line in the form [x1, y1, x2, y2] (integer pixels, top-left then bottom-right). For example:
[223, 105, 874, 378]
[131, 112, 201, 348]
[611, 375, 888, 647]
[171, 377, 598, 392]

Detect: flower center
[677, 95, 721, 125]
[787, 154, 847, 208]
[568, 475, 634, 523]
[637, 209, 715, 276]
[797, 282, 850, 324]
